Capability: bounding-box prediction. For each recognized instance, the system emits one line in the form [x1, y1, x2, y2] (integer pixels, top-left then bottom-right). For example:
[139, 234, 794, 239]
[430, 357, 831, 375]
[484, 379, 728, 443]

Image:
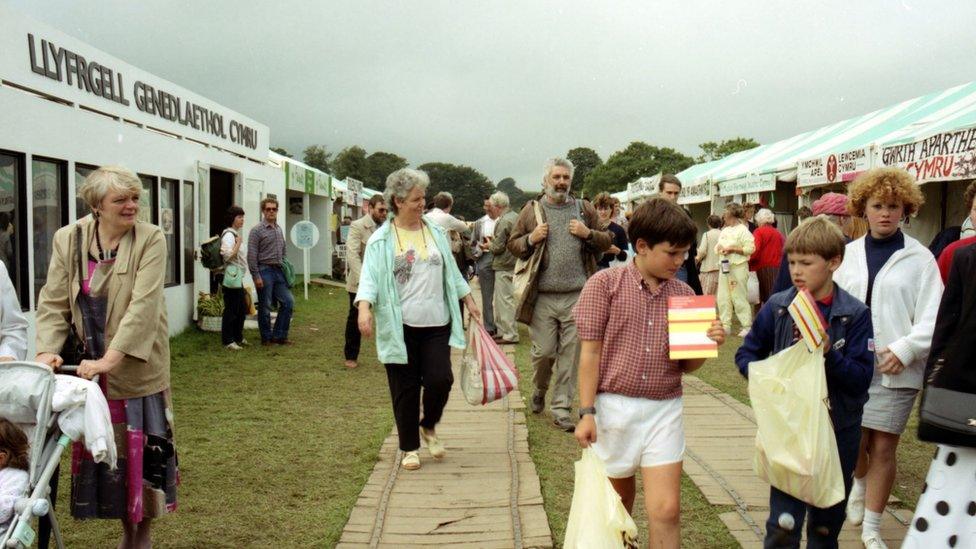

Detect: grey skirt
[861, 369, 919, 435]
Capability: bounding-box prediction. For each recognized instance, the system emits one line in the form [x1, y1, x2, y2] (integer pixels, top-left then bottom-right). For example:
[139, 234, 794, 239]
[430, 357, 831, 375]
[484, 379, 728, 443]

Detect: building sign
[718, 174, 776, 197]
[880, 126, 976, 184]
[627, 175, 660, 198]
[285, 163, 305, 192]
[797, 147, 871, 188]
[677, 181, 711, 205]
[0, 5, 269, 160]
[315, 172, 331, 197]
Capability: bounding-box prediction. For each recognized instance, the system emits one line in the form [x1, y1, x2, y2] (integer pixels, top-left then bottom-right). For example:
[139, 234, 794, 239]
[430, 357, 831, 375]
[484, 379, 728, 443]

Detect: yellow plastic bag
[748, 340, 844, 508]
[564, 449, 639, 549]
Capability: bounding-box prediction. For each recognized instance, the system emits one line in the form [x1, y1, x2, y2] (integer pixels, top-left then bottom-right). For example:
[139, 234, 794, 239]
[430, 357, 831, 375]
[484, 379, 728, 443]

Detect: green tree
[496, 177, 531, 211]
[302, 145, 333, 173]
[566, 147, 603, 195]
[583, 142, 695, 196]
[332, 146, 369, 182]
[417, 162, 495, 221]
[365, 151, 409, 189]
[270, 146, 292, 158]
[697, 137, 760, 163]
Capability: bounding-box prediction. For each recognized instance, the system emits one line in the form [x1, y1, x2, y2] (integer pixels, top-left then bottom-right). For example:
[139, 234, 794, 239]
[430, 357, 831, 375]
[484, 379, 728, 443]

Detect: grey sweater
[536, 200, 588, 293]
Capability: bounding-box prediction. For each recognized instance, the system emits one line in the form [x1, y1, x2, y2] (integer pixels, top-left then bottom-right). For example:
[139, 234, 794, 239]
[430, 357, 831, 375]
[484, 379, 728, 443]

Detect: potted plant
[197, 291, 224, 332]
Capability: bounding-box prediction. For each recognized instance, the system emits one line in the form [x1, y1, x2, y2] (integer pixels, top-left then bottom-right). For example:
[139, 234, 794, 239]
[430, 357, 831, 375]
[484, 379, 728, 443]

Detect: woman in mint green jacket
[356, 168, 481, 471]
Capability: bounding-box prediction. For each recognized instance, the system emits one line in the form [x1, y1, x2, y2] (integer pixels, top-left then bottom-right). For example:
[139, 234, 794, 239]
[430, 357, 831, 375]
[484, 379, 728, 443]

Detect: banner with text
[718, 174, 776, 197]
[678, 181, 711, 205]
[880, 126, 976, 184]
[797, 147, 872, 188]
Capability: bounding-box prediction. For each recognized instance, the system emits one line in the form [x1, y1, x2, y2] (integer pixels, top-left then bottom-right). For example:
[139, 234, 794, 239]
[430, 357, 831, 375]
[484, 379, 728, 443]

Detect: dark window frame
[137, 173, 159, 225]
[30, 156, 70, 308]
[160, 178, 181, 288]
[0, 149, 29, 310]
[73, 162, 97, 220]
[182, 180, 195, 284]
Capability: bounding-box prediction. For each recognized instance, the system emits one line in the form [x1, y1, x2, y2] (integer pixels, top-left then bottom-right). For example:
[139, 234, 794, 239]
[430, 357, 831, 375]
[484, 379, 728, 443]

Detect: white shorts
[591, 393, 685, 478]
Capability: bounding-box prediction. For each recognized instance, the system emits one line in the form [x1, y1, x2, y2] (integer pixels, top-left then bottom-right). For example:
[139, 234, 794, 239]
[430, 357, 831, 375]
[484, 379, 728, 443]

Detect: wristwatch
[578, 406, 596, 419]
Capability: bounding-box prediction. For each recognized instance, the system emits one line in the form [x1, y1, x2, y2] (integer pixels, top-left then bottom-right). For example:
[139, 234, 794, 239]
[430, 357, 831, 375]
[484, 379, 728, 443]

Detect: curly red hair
[846, 168, 924, 218]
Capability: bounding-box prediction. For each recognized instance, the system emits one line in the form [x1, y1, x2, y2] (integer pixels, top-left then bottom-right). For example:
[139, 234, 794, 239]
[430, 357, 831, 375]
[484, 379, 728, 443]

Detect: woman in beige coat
[34, 166, 177, 549]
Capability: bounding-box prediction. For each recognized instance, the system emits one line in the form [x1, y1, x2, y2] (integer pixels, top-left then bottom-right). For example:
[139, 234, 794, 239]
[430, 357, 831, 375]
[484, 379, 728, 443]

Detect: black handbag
[918, 358, 976, 448]
[58, 225, 89, 365]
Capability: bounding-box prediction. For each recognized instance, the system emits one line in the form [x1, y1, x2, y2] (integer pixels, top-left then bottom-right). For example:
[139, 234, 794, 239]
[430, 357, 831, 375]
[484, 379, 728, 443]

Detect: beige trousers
[530, 291, 581, 420]
[493, 270, 519, 342]
[717, 262, 752, 331]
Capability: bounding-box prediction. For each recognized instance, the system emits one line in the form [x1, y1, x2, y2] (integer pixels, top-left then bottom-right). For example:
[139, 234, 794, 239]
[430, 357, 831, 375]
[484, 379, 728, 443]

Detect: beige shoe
[420, 427, 447, 459]
[401, 451, 421, 470]
[344, 359, 358, 369]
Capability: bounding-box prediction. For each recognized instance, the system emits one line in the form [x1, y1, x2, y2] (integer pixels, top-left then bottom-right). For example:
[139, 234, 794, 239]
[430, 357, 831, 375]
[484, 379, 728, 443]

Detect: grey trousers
[493, 270, 519, 342]
[530, 291, 581, 420]
[477, 253, 496, 334]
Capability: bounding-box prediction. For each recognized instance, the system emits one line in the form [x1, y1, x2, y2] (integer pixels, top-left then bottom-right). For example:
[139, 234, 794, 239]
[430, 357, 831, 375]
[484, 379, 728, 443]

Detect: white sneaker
[846, 490, 865, 525]
[861, 532, 888, 549]
[420, 427, 446, 459]
[238, 339, 250, 347]
[401, 451, 421, 470]
[225, 342, 242, 351]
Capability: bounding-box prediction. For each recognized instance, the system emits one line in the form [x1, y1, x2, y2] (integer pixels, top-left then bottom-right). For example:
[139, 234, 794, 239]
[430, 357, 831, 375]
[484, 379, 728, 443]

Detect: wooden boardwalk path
[682, 375, 911, 548]
[336, 347, 552, 548]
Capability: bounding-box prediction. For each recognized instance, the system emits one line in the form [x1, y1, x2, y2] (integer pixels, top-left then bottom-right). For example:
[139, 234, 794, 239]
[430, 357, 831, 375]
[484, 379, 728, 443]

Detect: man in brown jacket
[508, 157, 611, 431]
[344, 194, 387, 368]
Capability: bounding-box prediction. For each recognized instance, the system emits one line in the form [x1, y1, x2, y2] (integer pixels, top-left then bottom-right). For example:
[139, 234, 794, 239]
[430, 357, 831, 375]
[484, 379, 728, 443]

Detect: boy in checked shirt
[574, 198, 726, 547]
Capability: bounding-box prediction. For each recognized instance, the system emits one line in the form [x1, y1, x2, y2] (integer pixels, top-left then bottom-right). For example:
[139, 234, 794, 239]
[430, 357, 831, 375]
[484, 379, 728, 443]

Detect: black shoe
[530, 392, 545, 414]
[553, 416, 576, 432]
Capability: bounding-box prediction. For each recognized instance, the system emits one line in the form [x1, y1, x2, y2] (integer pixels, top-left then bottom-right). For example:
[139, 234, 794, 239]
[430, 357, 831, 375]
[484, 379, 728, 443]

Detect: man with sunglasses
[247, 197, 294, 345]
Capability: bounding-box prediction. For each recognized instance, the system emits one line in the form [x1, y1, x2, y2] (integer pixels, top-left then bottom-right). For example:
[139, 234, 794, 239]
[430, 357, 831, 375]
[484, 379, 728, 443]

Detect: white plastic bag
[748, 340, 844, 508]
[564, 449, 639, 549]
[747, 270, 760, 304]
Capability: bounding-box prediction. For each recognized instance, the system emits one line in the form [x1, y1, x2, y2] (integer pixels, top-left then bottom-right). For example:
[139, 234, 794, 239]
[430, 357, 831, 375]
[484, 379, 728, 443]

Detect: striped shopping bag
[471, 322, 519, 405]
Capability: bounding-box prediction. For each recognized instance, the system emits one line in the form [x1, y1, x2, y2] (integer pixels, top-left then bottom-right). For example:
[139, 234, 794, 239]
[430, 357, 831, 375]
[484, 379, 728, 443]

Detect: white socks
[862, 509, 882, 536]
[851, 476, 866, 498]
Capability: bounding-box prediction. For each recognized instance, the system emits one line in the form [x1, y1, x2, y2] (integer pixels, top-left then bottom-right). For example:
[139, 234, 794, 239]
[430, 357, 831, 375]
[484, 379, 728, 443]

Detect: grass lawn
[694, 334, 932, 510]
[512, 326, 739, 548]
[53, 286, 394, 547]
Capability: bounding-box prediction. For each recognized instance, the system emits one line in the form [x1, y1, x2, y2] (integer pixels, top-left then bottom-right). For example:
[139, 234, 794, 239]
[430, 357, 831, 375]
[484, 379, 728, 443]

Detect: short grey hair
[489, 191, 510, 210]
[384, 168, 430, 214]
[79, 165, 143, 211]
[544, 157, 575, 179]
[755, 208, 776, 225]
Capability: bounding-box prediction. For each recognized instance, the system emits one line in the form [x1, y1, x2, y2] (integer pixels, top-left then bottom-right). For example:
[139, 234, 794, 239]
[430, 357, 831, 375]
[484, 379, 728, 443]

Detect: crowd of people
[1, 158, 975, 549]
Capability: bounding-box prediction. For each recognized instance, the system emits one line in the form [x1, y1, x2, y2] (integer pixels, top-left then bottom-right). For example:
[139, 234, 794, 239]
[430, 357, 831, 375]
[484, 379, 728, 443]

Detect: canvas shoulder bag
[513, 201, 545, 323]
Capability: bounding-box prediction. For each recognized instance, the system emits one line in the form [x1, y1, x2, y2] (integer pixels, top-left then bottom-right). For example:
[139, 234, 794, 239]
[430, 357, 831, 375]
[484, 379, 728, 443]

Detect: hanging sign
[880, 126, 976, 184]
[718, 174, 776, 197]
[677, 181, 711, 205]
[315, 172, 331, 197]
[285, 162, 306, 192]
[797, 147, 871, 188]
[627, 175, 660, 198]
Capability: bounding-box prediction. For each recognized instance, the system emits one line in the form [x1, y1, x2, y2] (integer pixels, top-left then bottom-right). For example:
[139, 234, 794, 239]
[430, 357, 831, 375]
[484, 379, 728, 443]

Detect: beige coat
[35, 216, 170, 399]
[345, 214, 378, 293]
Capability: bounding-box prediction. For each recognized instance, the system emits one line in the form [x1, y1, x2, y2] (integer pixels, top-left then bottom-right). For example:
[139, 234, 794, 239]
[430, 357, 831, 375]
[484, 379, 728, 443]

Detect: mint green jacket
[354, 216, 472, 364]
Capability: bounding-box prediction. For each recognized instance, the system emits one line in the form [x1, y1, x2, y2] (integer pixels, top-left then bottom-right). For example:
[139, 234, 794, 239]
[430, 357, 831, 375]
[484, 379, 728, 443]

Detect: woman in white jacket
[833, 168, 943, 549]
[0, 260, 27, 362]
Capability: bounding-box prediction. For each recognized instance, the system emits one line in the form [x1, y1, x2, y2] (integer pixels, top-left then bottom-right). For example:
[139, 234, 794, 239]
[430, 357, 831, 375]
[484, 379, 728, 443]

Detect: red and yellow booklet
[788, 288, 828, 353]
[667, 295, 718, 360]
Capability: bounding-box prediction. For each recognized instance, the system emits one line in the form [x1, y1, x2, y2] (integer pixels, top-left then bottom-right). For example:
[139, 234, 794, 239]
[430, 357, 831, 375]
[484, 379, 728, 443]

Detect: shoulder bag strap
[532, 200, 544, 226]
[75, 225, 85, 288]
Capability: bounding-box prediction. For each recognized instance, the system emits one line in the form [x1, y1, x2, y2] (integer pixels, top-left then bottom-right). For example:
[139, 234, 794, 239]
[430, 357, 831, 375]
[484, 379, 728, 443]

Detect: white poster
[797, 147, 871, 188]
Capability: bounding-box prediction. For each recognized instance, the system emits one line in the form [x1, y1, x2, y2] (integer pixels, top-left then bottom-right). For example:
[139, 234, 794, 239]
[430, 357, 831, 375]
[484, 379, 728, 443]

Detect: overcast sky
[10, 0, 976, 190]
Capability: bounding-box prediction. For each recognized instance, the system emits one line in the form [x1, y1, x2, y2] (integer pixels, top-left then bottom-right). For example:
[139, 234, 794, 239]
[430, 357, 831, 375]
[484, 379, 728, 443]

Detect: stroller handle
[57, 364, 98, 384]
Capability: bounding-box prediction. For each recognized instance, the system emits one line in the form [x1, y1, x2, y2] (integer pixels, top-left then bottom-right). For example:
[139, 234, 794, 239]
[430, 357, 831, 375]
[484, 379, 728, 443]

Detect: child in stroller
[0, 419, 30, 533]
[0, 362, 114, 549]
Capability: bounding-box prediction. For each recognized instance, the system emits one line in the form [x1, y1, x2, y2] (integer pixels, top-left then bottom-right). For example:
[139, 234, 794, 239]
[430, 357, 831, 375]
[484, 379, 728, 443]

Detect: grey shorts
[861, 370, 919, 435]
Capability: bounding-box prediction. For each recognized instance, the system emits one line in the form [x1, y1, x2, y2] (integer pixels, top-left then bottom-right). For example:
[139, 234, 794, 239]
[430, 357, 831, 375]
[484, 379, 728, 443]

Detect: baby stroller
[0, 362, 113, 549]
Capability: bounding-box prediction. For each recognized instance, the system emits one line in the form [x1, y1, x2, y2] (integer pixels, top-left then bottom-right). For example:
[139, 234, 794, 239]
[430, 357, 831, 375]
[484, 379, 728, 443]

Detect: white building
[0, 4, 343, 352]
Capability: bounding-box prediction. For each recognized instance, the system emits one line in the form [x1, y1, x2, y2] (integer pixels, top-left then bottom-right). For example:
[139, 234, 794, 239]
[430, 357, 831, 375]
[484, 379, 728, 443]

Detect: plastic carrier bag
[459, 322, 519, 406]
[564, 449, 639, 549]
[747, 270, 760, 305]
[748, 340, 844, 508]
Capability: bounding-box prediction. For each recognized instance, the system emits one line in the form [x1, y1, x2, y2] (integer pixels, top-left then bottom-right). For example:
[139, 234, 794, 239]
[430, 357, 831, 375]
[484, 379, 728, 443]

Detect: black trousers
[344, 292, 361, 361]
[221, 287, 247, 345]
[384, 324, 453, 452]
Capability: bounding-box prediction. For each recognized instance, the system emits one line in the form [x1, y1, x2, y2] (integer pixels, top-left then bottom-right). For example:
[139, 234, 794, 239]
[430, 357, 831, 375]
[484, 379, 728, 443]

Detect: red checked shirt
[573, 261, 694, 400]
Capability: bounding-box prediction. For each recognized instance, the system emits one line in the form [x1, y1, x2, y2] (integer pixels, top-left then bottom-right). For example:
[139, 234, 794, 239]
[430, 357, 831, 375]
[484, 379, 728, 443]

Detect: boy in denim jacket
[735, 217, 874, 548]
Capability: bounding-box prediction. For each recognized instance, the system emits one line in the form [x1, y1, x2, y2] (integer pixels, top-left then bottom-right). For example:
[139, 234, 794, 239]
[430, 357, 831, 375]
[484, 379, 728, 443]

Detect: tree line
[269, 137, 759, 221]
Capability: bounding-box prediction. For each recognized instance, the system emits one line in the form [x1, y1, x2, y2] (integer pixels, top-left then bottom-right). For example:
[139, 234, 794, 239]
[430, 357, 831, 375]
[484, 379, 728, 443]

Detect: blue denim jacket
[355, 216, 471, 364]
[735, 285, 874, 430]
